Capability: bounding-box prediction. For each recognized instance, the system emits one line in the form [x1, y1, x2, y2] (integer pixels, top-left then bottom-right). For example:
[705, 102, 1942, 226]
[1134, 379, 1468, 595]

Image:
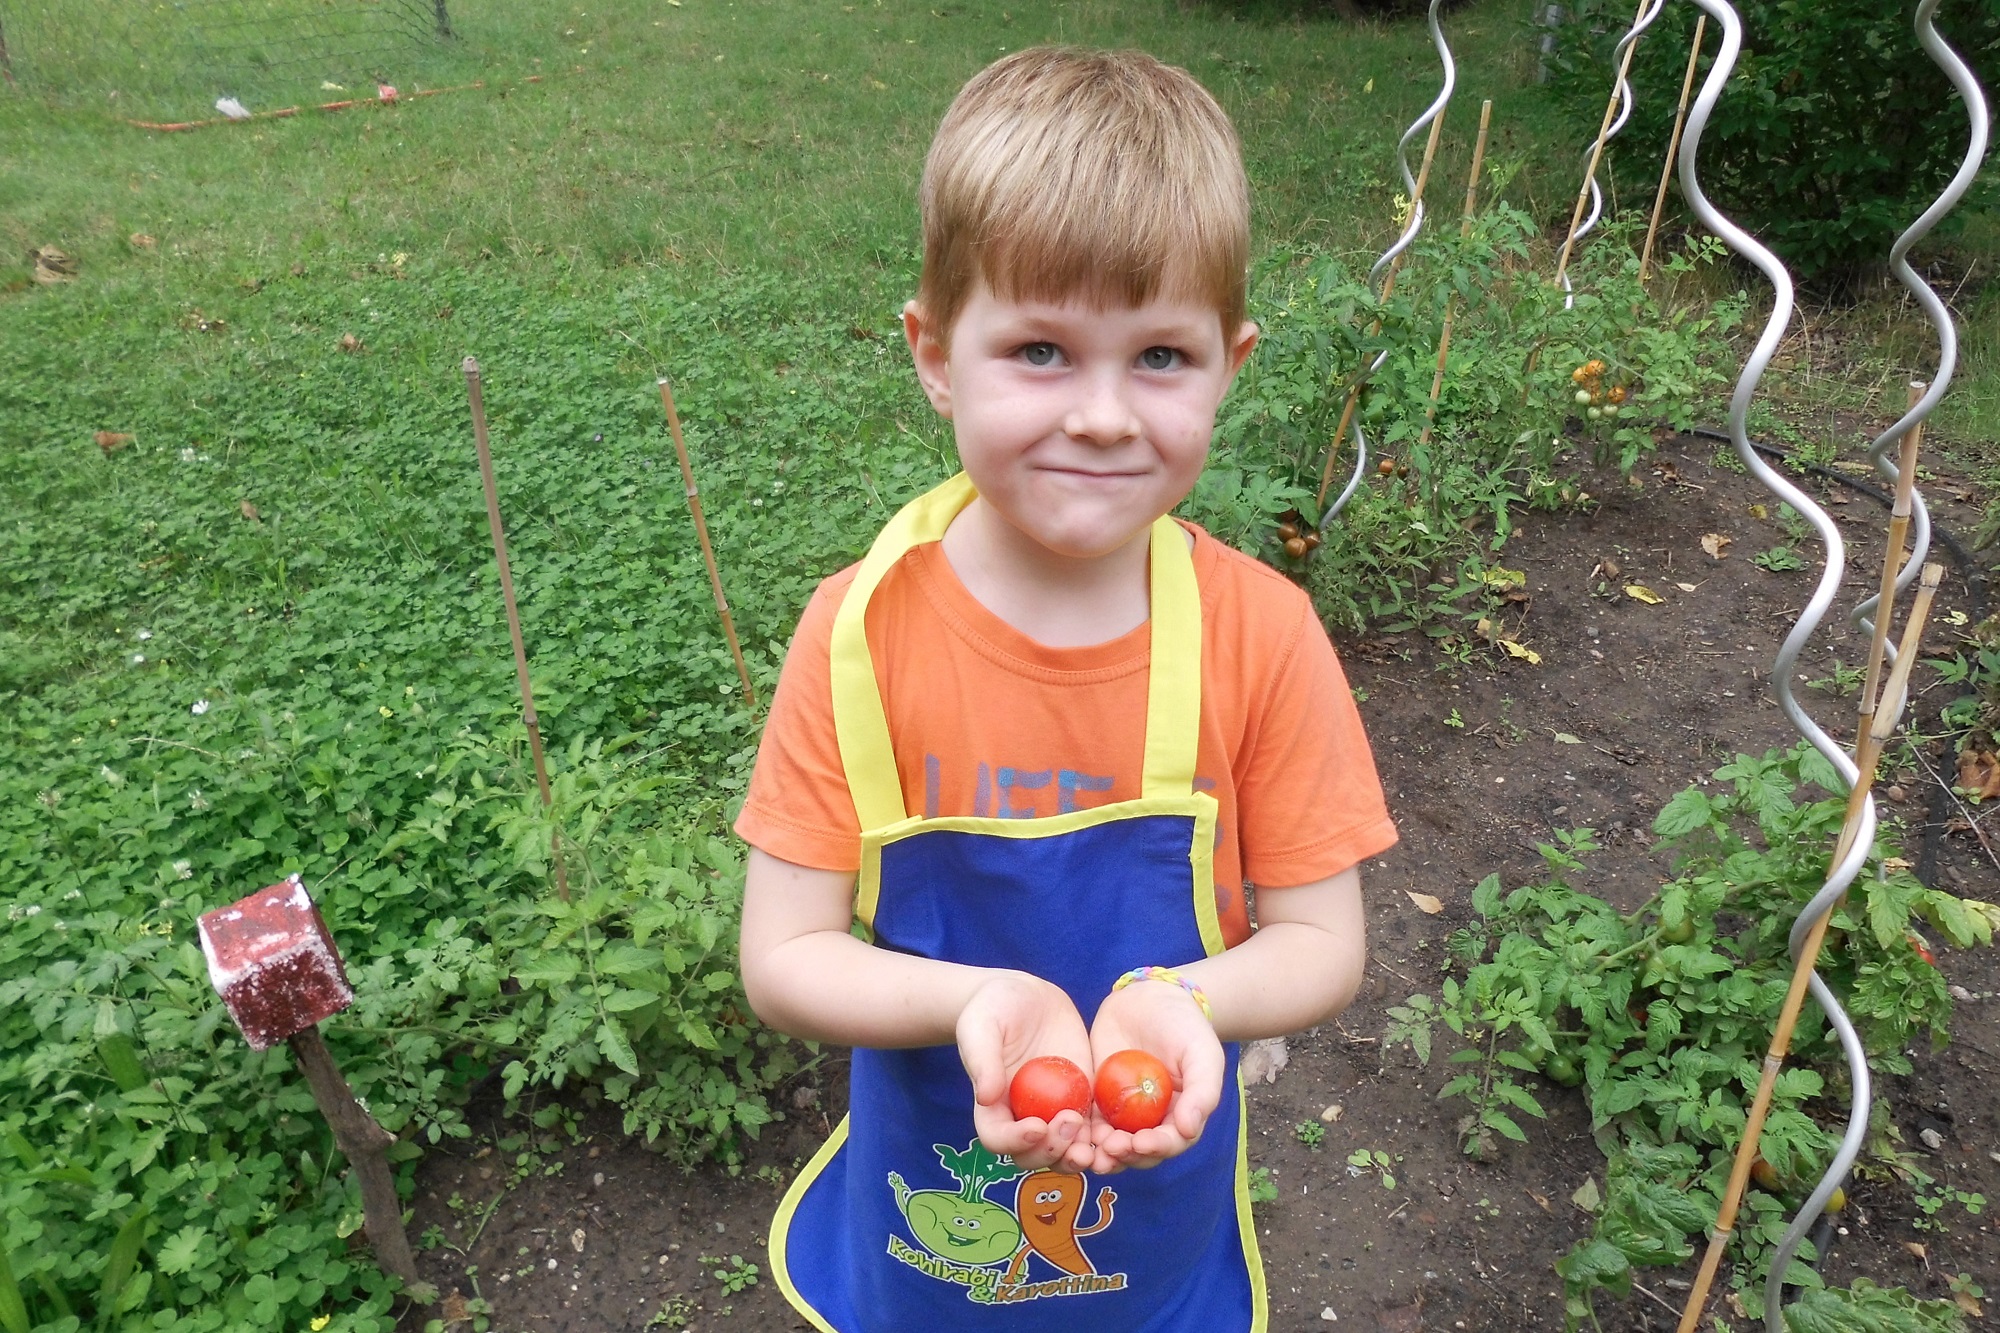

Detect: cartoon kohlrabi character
[889, 1141, 1024, 1266]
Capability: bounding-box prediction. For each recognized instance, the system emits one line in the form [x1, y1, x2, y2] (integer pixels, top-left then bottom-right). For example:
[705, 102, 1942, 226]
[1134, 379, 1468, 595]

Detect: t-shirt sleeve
[733, 575, 865, 872]
[1232, 590, 1397, 888]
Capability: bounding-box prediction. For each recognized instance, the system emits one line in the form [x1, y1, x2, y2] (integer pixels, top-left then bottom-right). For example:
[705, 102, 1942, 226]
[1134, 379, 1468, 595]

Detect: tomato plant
[1093, 1049, 1173, 1132]
[1008, 1056, 1091, 1123]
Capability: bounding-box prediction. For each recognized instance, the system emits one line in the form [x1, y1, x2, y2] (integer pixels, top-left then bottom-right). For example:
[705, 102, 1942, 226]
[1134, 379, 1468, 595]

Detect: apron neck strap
[830, 474, 1203, 832]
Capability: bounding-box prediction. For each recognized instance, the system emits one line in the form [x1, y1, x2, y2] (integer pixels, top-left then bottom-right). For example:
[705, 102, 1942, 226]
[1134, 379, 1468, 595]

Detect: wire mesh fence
[0, 0, 458, 119]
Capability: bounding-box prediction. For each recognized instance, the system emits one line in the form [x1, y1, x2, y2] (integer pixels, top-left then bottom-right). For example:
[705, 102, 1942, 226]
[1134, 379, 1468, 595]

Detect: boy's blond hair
[918, 46, 1250, 345]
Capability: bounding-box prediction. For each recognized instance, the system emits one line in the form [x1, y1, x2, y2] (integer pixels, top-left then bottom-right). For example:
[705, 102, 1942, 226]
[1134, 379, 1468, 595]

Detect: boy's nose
[1063, 373, 1142, 445]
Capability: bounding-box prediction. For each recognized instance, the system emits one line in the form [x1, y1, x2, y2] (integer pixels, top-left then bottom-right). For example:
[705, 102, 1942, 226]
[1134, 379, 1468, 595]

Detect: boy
[736, 46, 1395, 1332]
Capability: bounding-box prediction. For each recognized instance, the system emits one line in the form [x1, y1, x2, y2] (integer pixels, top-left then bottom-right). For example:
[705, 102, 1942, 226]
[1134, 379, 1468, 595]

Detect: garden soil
[395, 435, 2000, 1332]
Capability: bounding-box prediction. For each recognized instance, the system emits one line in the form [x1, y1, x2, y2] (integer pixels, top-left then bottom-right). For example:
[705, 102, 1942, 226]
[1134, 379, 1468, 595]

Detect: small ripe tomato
[1276, 521, 1300, 541]
[1094, 1049, 1174, 1133]
[1008, 1056, 1091, 1124]
[1750, 1155, 1782, 1191]
[1283, 536, 1308, 558]
[1377, 457, 1396, 476]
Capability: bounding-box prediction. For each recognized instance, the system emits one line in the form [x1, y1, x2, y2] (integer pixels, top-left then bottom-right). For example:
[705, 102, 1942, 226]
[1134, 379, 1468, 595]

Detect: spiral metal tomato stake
[1318, 0, 1455, 517]
[1760, 2, 1990, 1323]
[1667, 0, 1984, 1323]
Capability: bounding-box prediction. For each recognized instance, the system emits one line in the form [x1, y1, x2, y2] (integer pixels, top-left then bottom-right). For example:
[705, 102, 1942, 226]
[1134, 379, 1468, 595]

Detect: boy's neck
[939, 498, 1187, 649]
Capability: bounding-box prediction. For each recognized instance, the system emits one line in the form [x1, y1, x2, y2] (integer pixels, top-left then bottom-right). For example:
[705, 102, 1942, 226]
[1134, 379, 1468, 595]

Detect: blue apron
[769, 475, 1266, 1333]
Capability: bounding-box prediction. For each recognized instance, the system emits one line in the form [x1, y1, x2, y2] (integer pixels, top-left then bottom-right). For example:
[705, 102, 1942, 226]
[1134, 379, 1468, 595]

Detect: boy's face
[904, 281, 1258, 562]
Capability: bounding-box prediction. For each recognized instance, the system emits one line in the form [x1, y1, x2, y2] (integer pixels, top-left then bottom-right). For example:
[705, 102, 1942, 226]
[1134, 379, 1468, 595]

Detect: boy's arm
[1182, 863, 1366, 1041]
[740, 847, 1099, 1171]
[1081, 866, 1364, 1171]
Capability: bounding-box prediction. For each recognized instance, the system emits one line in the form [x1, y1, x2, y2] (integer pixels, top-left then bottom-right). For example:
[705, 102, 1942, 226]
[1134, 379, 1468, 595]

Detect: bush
[1548, 0, 2000, 284]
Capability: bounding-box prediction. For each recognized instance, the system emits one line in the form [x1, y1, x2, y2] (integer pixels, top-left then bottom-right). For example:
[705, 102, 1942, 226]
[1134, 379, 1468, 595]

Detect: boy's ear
[902, 300, 953, 419]
[1224, 319, 1260, 384]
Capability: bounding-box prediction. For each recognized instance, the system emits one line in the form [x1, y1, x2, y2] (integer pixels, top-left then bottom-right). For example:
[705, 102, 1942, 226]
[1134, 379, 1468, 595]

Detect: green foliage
[1549, 0, 2000, 283]
[1189, 206, 1741, 632]
[1388, 745, 1997, 1329]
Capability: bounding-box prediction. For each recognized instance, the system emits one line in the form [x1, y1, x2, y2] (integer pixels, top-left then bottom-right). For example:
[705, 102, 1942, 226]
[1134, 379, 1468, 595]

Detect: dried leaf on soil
[1571, 1177, 1602, 1214]
[338, 333, 365, 353]
[239, 500, 261, 522]
[1676, 582, 1698, 592]
[1405, 891, 1444, 915]
[1701, 532, 1733, 559]
[1240, 1036, 1290, 1085]
[1319, 1104, 1344, 1123]
[1624, 584, 1664, 605]
[1553, 732, 1581, 744]
[95, 431, 134, 455]
[1955, 749, 2000, 802]
[129, 233, 157, 250]
[1499, 639, 1541, 665]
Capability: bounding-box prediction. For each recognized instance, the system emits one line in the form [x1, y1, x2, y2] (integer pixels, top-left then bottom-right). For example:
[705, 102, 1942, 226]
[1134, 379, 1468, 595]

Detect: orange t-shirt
[734, 521, 1397, 947]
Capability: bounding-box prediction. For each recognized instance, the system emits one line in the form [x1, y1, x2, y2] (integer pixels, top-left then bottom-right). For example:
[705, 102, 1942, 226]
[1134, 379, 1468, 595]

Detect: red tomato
[1008, 1056, 1091, 1123]
[1094, 1049, 1174, 1133]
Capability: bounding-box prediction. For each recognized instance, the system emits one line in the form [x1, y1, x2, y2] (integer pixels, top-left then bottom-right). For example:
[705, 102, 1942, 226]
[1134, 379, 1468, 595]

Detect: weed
[1345, 1148, 1398, 1190]
[701, 1254, 761, 1294]
[1295, 1120, 1327, 1149]
[1248, 1166, 1279, 1206]
[1754, 545, 1809, 572]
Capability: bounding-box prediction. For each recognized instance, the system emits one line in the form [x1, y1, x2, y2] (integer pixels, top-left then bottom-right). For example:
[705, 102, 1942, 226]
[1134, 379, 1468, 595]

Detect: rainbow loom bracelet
[1110, 965, 1214, 1021]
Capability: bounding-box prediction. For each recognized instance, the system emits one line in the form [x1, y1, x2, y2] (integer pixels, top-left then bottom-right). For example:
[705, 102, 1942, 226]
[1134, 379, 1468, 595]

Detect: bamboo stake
[1639, 15, 1708, 286]
[1316, 108, 1448, 508]
[463, 358, 569, 902]
[1676, 563, 1943, 1333]
[1418, 100, 1494, 449]
[659, 378, 758, 711]
[1855, 382, 1930, 731]
[1554, 0, 1655, 289]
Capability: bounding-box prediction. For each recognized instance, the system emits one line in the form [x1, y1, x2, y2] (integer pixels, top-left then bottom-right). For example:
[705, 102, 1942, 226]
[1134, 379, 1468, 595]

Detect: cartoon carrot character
[1005, 1170, 1116, 1281]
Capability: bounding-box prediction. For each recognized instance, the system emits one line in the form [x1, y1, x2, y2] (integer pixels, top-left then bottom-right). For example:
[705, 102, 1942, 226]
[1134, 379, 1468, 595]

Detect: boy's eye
[1020, 342, 1059, 367]
[1140, 346, 1181, 371]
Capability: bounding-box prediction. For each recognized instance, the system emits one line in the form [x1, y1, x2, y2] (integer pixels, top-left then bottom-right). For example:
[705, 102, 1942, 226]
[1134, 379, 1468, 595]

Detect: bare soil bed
[396, 434, 2000, 1332]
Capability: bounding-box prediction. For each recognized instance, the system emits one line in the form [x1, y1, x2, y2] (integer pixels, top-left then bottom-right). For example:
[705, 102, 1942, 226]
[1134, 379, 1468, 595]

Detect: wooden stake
[289, 1027, 423, 1290]
[1419, 100, 1494, 448]
[659, 379, 758, 711]
[1857, 382, 1930, 731]
[1317, 107, 1449, 509]
[463, 358, 569, 901]
[1677, 558, 1945, 1333]
[1639, 14, 1708, 285]
[1555, 0, 1655, 289]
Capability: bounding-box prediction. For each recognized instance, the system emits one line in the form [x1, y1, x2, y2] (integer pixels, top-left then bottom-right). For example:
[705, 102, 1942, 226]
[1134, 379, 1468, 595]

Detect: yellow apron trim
[1140, 511, 1202, 799]
[831, 474, 978, 833]
[769, 1114, 852, 1333]
[853, 793, 1217, 939]
[829, 474, 1204, 835]
[1233, 1064, 1270, 1333]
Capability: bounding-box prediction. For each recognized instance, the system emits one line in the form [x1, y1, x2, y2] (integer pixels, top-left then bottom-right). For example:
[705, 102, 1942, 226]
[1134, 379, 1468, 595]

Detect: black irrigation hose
[1690, 426, 1988, 893]
[1688, 426, 1988, 621]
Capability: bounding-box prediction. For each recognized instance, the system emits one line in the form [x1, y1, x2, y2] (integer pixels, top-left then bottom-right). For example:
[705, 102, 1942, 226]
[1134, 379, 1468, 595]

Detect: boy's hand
[1082, 978, 1225, 1174]
[957, 971, 1097, 1174]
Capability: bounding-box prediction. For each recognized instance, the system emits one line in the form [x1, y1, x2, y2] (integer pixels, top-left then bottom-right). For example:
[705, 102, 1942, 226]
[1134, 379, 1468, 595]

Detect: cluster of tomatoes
[1008, 1050, 1174, 1133]
[1570, 358, 1629, 424]
[1273, 511, 1323, 562]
